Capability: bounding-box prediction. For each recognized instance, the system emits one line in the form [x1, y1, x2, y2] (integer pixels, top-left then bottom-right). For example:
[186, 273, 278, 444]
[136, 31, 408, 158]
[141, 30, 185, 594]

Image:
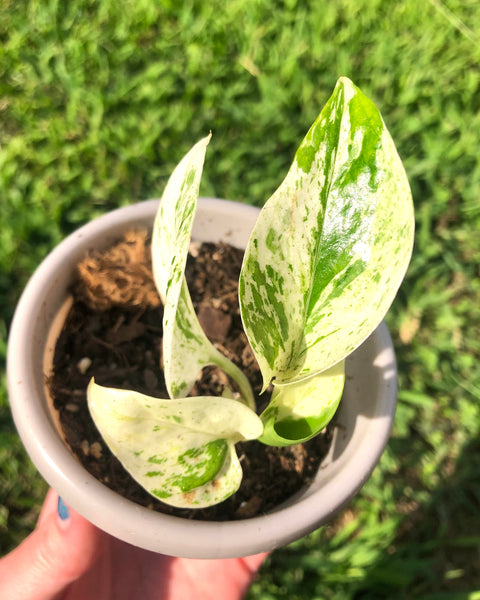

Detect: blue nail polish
[57, 496, 70, 521]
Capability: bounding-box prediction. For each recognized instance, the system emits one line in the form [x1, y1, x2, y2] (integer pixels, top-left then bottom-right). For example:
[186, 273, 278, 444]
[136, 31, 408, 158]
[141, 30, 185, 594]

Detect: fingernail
[57, 496, 70, 521]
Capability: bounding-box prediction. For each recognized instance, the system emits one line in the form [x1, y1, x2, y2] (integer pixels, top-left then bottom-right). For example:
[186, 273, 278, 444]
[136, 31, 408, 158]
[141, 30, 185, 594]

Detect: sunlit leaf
[152, 135, 254, 407]
[87, 379, 262, 508]
[239, 77, 414, 389]
[259, 361, 345, 446]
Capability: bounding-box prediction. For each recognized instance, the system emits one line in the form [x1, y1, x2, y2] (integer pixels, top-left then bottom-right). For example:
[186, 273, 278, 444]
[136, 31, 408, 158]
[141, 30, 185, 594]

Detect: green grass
[1, 0, 479, 596]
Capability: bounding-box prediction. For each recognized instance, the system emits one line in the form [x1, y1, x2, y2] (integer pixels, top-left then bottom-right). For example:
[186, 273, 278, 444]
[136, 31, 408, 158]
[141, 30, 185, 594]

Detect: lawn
[1, 0, 479, 597]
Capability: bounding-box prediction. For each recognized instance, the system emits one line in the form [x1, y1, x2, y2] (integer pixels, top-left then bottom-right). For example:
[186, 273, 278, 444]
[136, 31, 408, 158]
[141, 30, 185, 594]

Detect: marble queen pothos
[87, 77, 414, 509]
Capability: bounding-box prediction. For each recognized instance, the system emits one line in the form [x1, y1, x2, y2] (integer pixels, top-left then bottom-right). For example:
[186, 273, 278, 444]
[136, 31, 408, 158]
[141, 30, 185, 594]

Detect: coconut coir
[48, 230, 335, 521]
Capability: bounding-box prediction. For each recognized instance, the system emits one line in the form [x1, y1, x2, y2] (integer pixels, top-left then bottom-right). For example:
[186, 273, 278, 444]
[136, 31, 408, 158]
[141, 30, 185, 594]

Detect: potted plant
[7, 77, 414, 558]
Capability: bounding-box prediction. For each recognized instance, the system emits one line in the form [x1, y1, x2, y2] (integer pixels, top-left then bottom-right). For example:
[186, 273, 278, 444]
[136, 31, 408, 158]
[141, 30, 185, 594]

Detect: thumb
[0, 492, 103, 600]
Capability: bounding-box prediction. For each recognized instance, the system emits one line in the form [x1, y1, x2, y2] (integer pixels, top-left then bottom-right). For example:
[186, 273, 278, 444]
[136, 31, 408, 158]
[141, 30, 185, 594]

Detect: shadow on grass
[352, 435, 480, 598]
[248, 435, 480, 600]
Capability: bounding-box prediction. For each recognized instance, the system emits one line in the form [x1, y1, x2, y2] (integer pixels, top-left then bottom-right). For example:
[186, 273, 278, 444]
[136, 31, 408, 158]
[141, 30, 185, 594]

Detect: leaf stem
[212, 349, 256, 411]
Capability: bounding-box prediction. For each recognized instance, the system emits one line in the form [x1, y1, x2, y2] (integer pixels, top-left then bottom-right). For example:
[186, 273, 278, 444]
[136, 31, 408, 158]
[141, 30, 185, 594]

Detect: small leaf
[152, 135, 254, 408]
[87, 379, 263, 508]
[152, 135, 211, 306]
[239, 77, 414, 388]
[259, 361, 345, 447]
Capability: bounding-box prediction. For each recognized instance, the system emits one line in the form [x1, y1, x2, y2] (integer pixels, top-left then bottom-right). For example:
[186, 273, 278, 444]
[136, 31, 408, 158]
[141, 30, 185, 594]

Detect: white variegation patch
[87, 379, 262, 508]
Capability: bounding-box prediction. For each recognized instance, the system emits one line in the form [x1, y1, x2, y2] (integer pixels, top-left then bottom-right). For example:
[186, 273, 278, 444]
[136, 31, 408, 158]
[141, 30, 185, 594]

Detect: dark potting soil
[48, 230, 335, 521]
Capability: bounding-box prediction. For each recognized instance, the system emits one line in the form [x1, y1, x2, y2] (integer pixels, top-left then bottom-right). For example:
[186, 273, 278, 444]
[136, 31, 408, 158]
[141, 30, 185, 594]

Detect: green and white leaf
[239, 76, 414, 388]
[259, 361, 345, 446]
[152, 135, 254, 407]
[151, 135, 211, 306]
[87, 379, 263, 508]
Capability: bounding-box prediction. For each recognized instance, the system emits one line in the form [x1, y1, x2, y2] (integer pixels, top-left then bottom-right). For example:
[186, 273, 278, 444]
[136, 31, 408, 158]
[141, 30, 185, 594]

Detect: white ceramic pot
[7, 198, 397, 559]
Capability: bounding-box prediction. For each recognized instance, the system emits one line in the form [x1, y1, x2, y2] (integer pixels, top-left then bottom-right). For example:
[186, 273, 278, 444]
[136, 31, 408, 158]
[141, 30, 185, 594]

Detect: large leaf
[239, 77, 414, 388]
[259, 361, 345, 446]
[87, 379, 263, 508]
[152, 135, 254, 407]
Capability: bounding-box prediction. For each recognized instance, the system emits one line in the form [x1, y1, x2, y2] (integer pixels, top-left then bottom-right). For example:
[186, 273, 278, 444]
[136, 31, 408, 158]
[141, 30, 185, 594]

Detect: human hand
[0, 489, 268, 600]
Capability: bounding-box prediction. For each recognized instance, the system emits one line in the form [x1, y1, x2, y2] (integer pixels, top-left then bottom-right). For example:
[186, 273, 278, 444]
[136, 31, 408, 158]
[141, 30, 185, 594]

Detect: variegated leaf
[259, 361, 345, 446]
[87, 379, 263, 508]
[152, 135, 211, 305]
[152, 135, 254, 407]
[239, 77, 414, 388]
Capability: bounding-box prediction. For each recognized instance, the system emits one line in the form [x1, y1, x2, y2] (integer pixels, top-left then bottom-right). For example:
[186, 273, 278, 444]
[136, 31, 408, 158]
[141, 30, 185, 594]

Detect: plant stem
[212, 349, 256, 411]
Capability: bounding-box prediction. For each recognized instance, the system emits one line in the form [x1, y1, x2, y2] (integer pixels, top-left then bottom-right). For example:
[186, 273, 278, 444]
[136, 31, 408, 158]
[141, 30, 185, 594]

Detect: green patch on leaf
[152, 489, 172, 500]
[148, 455, 167, 464]
[172, 440, 228, 492]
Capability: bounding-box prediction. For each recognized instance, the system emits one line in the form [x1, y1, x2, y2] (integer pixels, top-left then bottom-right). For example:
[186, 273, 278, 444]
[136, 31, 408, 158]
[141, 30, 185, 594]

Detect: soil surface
[48, 230, 335, 521]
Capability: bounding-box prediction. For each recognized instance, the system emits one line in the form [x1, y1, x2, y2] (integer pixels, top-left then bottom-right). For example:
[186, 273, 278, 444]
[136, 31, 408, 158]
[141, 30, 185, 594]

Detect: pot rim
[7, 198, 397, 559]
